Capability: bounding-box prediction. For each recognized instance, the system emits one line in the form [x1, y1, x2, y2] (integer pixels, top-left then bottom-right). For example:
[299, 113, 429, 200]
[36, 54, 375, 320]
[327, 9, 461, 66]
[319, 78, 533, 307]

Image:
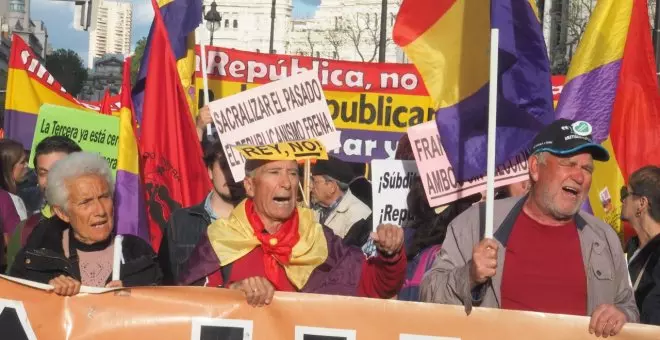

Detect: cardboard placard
[371, 160, 418, 230]
[208, 70, 340, 182]
[407, 122, 528, 207]
[29, 104, 120, 176]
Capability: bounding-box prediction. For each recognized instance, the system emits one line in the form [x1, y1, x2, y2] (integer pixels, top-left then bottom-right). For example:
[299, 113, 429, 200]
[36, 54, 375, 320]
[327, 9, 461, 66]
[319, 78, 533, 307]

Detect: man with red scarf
[179, 147, 406, 305]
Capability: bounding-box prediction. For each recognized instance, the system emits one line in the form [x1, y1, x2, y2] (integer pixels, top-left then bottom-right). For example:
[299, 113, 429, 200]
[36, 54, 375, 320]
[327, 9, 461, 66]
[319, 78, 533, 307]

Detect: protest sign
[371, 160, 418, 230]
[233, 139, 328, 161]
[2, 276, 659, 340]
[4, 35, 120, 149]
[407, 122, 529, 208]
[29, 104, 120, 176]
[194, 46, 567, 163]
[196, 46, 433, 163]
[208, 70, 340, 181]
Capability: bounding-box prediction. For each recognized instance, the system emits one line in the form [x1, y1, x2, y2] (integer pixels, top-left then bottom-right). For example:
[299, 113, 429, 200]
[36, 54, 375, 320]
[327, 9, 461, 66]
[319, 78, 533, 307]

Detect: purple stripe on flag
[436, 84, 549, 181]
[555, 60, 622, 143]
[114, 169, 149, 241]
[3, 110, 37, 149]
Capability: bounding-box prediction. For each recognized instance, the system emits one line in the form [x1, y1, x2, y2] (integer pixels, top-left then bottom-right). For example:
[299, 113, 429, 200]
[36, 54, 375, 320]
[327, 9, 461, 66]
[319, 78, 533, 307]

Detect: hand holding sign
[229, 276, 275, 307]
[371, 224, 404, 257]
[48, 275, 81, 296]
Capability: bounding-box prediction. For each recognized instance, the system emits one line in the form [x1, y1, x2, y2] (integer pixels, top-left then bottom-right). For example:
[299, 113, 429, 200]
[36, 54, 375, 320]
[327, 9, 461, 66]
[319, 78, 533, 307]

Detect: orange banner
[1, 277, 658, 339]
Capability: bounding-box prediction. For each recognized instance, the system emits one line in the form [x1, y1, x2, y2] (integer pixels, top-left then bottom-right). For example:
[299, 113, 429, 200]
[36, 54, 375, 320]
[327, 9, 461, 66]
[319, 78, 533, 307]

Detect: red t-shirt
[500, 210, 587, 316]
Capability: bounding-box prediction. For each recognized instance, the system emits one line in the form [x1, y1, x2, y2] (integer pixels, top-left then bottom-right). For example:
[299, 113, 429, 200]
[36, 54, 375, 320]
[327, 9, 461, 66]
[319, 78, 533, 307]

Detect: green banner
[29, 104, 120, 177]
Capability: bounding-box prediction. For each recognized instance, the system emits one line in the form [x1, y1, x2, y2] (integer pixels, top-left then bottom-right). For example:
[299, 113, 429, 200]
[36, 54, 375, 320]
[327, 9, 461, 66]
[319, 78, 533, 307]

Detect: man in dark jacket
[159, 140, 245, 284]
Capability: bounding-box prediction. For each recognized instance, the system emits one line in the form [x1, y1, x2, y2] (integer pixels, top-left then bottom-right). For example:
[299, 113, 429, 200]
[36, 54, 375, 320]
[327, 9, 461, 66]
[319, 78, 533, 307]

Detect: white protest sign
[209, 70, 341, 181]
[407, 122, 529, 208]
[371, 160, 418, 231]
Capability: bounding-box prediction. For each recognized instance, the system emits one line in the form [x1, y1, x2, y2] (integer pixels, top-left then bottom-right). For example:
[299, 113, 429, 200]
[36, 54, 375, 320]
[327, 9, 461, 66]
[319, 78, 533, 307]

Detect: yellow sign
[233, 139, 329, 161]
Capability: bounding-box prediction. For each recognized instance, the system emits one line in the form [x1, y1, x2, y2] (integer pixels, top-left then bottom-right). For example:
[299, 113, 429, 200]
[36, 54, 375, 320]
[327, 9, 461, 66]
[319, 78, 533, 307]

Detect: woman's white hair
[45, 152, 114, 211]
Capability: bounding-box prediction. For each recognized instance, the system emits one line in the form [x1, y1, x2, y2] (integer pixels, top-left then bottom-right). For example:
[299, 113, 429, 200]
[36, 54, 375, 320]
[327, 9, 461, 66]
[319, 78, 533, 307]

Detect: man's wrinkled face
[54, 174, 114, 245]
[244, 160, 299, 225]
[530, 153, 594, 220]
[36, 152, 69, 194]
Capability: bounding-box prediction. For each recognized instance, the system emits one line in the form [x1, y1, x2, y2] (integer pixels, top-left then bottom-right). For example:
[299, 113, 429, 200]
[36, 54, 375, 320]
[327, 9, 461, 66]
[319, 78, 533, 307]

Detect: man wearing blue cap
[420, 119, 639, 338]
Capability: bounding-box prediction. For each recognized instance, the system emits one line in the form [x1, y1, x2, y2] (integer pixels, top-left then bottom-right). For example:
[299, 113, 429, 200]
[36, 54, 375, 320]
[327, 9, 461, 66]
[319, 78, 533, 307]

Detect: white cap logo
[571, 121, 592, 136]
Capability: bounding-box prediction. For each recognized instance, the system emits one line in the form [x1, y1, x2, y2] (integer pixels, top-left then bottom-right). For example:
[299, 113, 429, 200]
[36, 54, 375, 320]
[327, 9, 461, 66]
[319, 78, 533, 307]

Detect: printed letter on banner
[371, 159, 418, 231]
[407, 122, 529, 208]
[208, 70, 340, 181]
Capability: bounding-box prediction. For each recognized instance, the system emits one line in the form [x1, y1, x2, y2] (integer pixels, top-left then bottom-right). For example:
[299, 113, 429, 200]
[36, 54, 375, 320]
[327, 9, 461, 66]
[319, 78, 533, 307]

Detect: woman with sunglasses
[621, 165, 660, 325]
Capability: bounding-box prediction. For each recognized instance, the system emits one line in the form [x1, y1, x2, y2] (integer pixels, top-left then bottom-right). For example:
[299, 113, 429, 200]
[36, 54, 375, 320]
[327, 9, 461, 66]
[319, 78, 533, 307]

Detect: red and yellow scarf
[207, 199, 328, 290]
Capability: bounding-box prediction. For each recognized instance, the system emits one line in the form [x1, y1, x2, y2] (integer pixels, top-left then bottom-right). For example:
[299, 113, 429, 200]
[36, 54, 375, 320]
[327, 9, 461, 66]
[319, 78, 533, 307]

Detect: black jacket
[9, 217, 162, 287]
[628, 234, 660, 325]
[158, 200, 211, 284]
[342, 214, 372, 248]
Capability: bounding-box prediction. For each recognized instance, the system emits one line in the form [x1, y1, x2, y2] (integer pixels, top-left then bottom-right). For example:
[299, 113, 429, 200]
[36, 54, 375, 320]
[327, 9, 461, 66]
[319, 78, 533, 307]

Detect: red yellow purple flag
[556, 0, 660, 238]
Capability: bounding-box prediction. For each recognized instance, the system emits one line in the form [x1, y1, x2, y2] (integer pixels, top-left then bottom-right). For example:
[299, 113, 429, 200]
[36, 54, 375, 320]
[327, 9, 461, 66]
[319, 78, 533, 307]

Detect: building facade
[287, 0, 402, 63]
[0, 0, 49, 59]
[197, 0, 404, 63]
[88, 0, 131, 69]
[79, 53, 123, 101]
[196, 0, 293, 54]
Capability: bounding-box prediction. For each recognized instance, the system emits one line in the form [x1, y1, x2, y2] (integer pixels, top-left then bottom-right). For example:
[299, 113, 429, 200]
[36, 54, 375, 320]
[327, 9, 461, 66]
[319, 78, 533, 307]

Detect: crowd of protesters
[1, 114, 659, 337]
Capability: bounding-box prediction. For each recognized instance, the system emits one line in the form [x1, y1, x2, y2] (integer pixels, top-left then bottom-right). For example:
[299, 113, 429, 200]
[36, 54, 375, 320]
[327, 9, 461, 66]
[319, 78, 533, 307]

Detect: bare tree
[342, 12, 391, 62]
[306, 29, 317, 57]
[325, 28, 346, 59]
[564, 0, 596, 59]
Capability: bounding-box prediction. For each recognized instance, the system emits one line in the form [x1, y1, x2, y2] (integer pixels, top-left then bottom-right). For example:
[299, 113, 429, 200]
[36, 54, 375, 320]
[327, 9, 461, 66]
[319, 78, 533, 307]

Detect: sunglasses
[620, 186, 642, 202]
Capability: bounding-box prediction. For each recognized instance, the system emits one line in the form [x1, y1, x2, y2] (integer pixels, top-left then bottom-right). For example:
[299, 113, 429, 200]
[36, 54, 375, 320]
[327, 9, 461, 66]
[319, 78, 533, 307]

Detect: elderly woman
[10, 152, 162, 295]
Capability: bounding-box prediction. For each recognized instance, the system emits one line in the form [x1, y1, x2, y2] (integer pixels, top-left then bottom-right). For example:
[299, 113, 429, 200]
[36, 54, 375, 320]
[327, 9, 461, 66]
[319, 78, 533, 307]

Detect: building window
[224, 19, 229, 28]
[233, 20, 238, 29]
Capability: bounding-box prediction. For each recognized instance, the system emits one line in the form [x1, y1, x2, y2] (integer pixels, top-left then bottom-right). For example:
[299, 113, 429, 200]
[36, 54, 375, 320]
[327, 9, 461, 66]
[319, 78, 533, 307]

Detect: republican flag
[556, 0, 660, 238]
[3, 35, 103, 148]
[393, 0, 554, 181]
[139, 0, 211, 251]
[114, 57, 149, 241]
[132, 0, 202, 122]
[99, 90, 113, 115]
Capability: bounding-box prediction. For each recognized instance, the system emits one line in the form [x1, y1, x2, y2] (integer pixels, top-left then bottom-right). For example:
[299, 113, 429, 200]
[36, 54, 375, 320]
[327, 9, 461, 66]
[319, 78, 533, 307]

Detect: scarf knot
[245, 200, 300, 290]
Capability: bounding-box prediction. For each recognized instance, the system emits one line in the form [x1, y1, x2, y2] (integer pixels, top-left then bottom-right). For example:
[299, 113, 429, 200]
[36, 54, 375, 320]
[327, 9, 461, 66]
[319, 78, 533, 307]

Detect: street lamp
[205, 1, 222, 46]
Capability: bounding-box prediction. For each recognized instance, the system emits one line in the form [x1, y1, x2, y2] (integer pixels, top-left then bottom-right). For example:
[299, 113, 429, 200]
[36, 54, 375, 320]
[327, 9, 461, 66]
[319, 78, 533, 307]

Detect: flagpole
[303, 159, 311, 208]
[484, 28, 499, 240]
[199, 17, 213, 137]
[654, 0, 660, 82]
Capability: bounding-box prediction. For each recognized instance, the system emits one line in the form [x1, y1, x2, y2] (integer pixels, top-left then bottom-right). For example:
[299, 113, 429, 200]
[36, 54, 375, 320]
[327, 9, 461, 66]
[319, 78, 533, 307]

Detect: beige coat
[314, 190, 371, 238]
[420, 196, 639, 322]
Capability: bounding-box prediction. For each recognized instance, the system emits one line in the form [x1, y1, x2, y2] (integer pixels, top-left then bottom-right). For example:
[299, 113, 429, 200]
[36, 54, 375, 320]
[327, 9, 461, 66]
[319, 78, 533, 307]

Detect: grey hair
[322, 175, 349, 191]
[528, 151, 549, 186]
[45, 152, 114, 211]
[534, 151, 549, 165]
